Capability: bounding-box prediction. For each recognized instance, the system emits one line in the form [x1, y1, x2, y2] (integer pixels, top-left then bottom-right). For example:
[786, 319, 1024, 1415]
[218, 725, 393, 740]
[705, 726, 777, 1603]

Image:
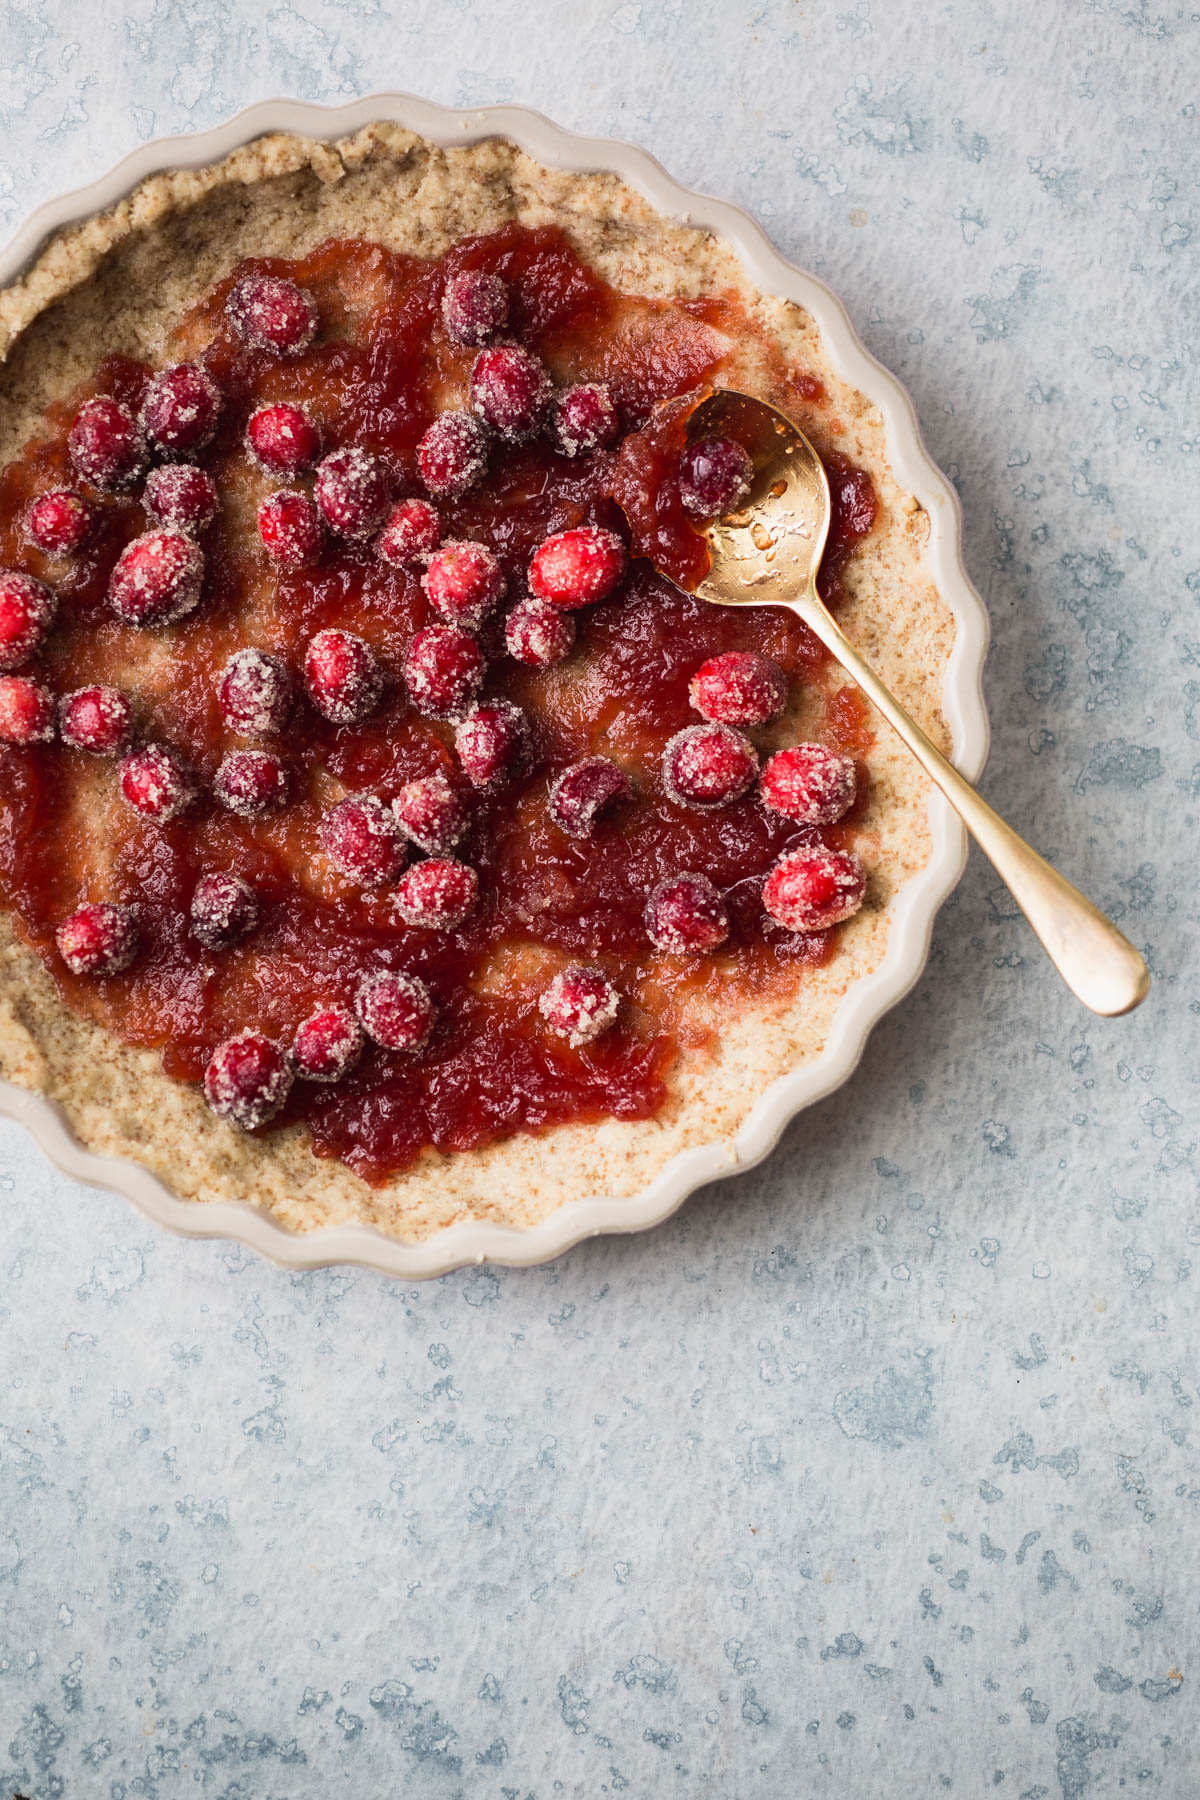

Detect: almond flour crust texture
[0, 125, 954, 1243]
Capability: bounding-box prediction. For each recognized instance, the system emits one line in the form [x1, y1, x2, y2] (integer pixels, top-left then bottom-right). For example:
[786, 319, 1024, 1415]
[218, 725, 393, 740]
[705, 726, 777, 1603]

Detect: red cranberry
[470, 344, 552, 440]
[690, 652, 787, 727]
[394, 857, 478, 929]
[143, 464, 218, 532]
[213, 749, 288, 818]
[504, 595, 575, 668]
[391, 771, 469, 854]
[644, 872, 729, 954]
[662, 723, 758, 810]
[377, 497, 442, 567]
[678, 436, 754, 519]
[203, 1029, 293, 1129]
[258, 490, 324, 568]
[218, 649, 294, 737]
[292, 1005, 364, 1083]
[356, 970, 435, 1053]
[26, 489, 92, 554]
[760, 743, 857, 826]
[226, 273, 318, 356]
[423, 539, 504, 629]
[403, 625, 485, 720]
[417, 410, 489, 499]
[68, 396, 146, 491]
[139, 362, 222, 456]
[190, 871, 259, 950]
[528, 526, 626, 609]
[246, 401, 320, 476]
[55, 901, 139, 976]
[314, 447, 391, 539]
[551, 382, 620, 457]
[60, 685, 132, 754]
[119, 744, 197, 820]
[831, 462, 877, 538]
[0, 675, 55, 744]
[539, 965, 620, 1046]
[442, 268, 509, 345]
[319, 795, 407, 888]
[454, 700, 526, 788]
[762, 846, 866, 932]
[548, 757, 630, 838]
[304, 629, 384, 725]
[0, 572, 55, 670]
[108, 530, 204, 627]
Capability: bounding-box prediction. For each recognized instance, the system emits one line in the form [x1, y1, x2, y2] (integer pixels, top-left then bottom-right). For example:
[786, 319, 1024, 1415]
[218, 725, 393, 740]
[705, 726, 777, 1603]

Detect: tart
[0, 125, 954, 1243]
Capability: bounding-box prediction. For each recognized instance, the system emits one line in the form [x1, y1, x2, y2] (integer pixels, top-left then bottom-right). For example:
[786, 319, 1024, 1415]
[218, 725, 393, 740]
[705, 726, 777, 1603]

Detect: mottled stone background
[0, 2, 1197, 1795]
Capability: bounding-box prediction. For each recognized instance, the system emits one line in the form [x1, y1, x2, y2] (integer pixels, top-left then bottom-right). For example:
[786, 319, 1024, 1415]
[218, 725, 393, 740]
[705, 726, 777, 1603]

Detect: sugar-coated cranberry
[26, 489, 92, 554]
[203, 1029, 293, 1130]
[190, 871, 260, 950]
[762, 846, 866, 933]
[442, 268, 509, 345]
[644, 872, 729, 954]
[60, 684, 132, 754]
[504, 595, 575, 668]
[689, 652, 787, 727]
[391, 771, 469, 855]
[356, 970, 435, 1053]
[304, 629, 384, 725]
[551, 382, 620, 457]
[662, 722, 758, 810]
[319, 795, 407, 888]
[246, 402, 320, 476]
[139, 362, 222, 455]
[394, 857, 478, 930]
[119, 743, 197, 820]
[528, 525, 626, 609]
[678, 436, 754, 519]
[314, 447, 391, 539]
[258, 490, 324, 568]
[423, 539, 504, 629]
[108, 530, 204, 626]
[68, 396, 146, 491]
[470, 344, 552, 440]
[143, 463, 218, 532]
[454, 699, 526, 788]
[403, 625, 485, 720]
[0, 675, 55, 744]
[377, 497, 442, 567]
[218, 649, 294, 737]
[292, 1005, 364, 1083]
[55, 901, 139, 976]
[548, 756, 630, 838]
[226, 273, 318, 356]
[0, 571, 55, 670]
[213, 749, 288, 818]
[539, 965, 620, 1047]
[759, 742, 857, 826]
[417, 410, 489, 499]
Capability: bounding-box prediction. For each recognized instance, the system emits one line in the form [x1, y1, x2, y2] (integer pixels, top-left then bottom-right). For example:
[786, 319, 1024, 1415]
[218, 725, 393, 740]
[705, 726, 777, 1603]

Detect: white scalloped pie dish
[0, 95, 989, 1278]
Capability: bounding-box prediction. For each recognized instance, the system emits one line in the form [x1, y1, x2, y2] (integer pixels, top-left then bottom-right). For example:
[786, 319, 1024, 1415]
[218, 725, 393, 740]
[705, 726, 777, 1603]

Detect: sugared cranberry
[423, 539, 504, 629]
[678, 436, 754, 519]
[662, 723, 758, 810]
[143, 463, 218, 532]
[246, 402, 320, 476]
[55, 901, 138, 976]
[539, 965, 620, 1047]
[314, 447, 391, 539]
[60, 685, 132, 754]
[258, 490, 323, 568]
[689, 652, 787, 727]
[377, 497, 442, 566]
[394, 857, 478, 930]
[470, 344, 552, 440]
[644, 872, 729, 954]
[417, 410, 489, 499]
[190, 871, 259, 950]
[226, 273, 318, 356]
[356, 970, 435, 1054]
[218, 649, 294, 737]
[391, 771, 469, 854]
[759, 743, 857, 826]
[548, 757, 630, 838]
[442, 268, 509, 345]
[68, 396, 146, 491]
[504, 595, 575, 668]
[762, 846, 866, 933]
[213, 749, 288, 818]
[119, 743, 196, 820]
[551, 382, 620, 457]
[139, 362, 221, 456]
[304, 629, 384, 725]
[319, 795, 407, 888]
[26, 489, 92, 554]
[108, 530, 204, 627]
[292, 1006, 364, 1083]
[203, 1029, 293, 1129]
[454, 699, 526, 789]
[0, 572, 55, 670]
[403, 625, 485, 720]
[528, 525, 626, 609]
[0, 675, 55, 744]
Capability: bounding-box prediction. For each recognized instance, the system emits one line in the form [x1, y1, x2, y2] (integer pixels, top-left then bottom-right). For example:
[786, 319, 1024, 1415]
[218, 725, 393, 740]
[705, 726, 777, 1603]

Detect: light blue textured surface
[1, 4, 1197, 1795]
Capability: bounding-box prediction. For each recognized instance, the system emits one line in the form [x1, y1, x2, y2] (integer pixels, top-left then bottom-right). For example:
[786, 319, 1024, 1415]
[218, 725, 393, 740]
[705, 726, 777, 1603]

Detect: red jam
[0, 223, 876, 1183]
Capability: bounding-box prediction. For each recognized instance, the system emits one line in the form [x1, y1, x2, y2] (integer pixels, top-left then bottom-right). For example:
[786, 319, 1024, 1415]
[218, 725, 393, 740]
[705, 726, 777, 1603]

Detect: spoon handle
[792, 588, 1150, 1018]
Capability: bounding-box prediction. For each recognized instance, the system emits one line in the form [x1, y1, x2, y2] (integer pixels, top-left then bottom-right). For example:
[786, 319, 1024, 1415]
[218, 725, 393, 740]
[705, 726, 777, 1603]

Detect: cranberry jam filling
[0, 223, 877, 1183]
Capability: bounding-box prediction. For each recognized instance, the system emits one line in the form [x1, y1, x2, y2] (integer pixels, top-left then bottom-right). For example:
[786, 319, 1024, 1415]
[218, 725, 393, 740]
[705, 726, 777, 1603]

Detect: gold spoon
[677, 389, 1149, 1018]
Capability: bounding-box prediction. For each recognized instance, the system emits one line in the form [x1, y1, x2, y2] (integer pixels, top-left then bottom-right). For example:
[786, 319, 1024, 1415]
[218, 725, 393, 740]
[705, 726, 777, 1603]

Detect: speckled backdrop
[0, 3, 1197, 1795]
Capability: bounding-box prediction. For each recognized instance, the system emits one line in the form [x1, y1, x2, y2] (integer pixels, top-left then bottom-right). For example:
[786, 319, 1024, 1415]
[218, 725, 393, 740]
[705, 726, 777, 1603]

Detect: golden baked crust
[0, 124, 952, 1241]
